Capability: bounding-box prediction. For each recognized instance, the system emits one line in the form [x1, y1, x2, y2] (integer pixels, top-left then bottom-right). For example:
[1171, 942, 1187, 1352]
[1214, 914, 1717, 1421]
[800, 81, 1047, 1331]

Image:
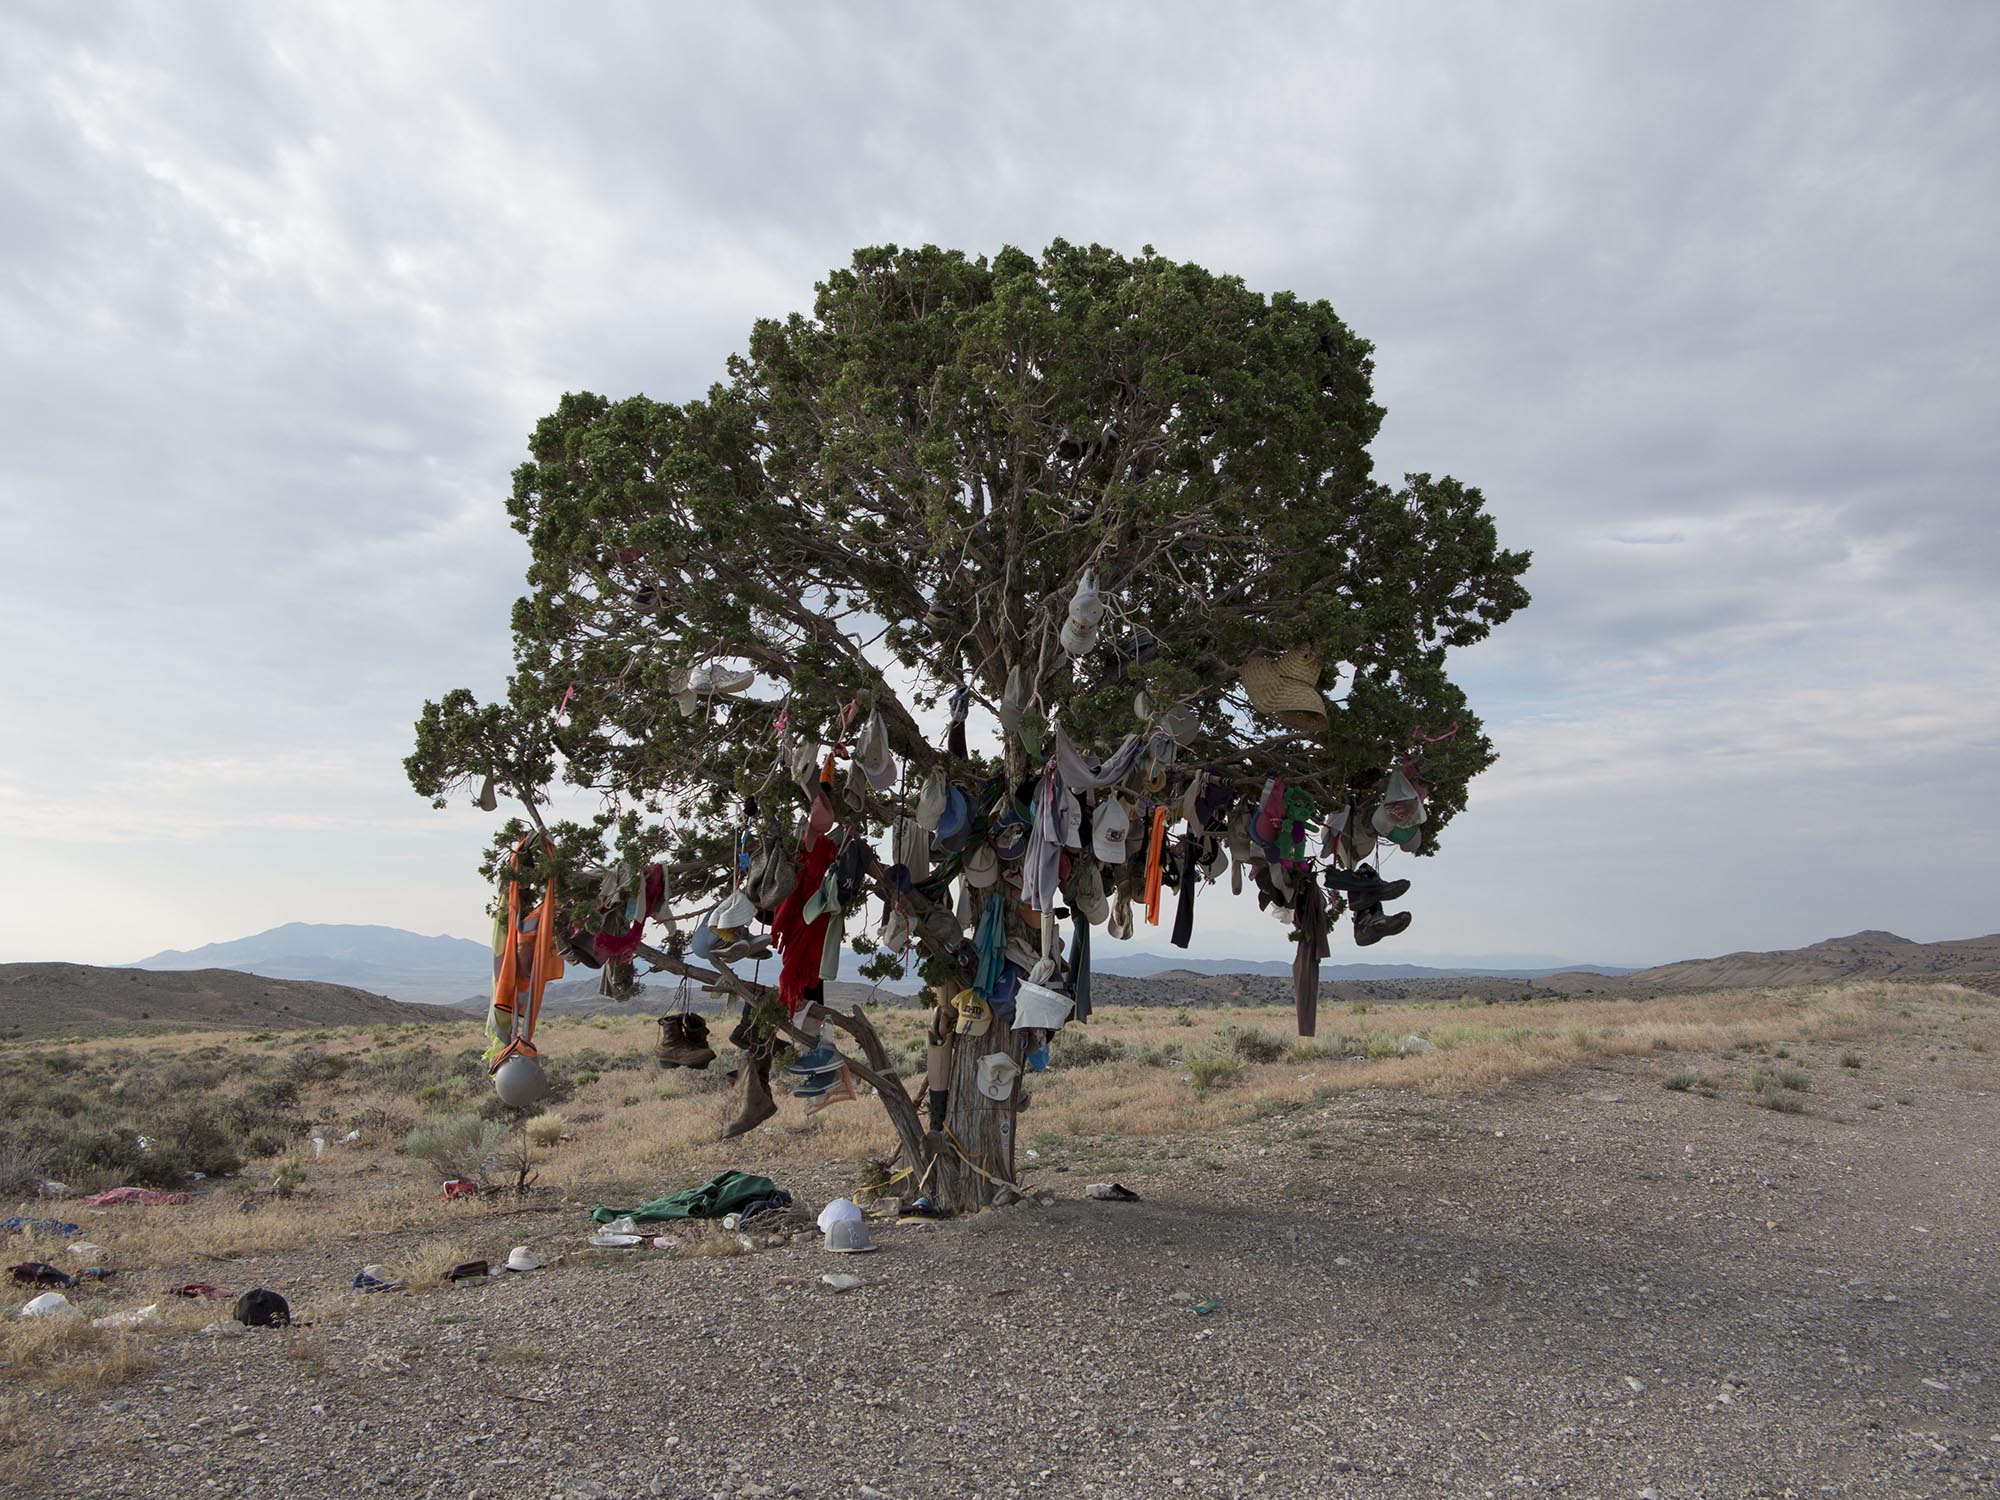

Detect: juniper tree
[407, 240, 1529, 1210]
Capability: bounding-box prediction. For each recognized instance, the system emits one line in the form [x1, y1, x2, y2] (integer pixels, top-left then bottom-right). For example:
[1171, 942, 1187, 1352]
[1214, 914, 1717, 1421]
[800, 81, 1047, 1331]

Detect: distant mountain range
[108, 921, 2000, 1021]
[126, 921, 1636, 1004]
[3, 925, 1990, 1039]
[132, 923, 495, 1006]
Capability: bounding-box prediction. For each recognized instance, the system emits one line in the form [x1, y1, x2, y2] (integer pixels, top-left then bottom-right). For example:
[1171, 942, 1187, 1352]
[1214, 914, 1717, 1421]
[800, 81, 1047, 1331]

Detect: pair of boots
[656, 1013, 716, 1070]
[1324, 864, 1413, 946]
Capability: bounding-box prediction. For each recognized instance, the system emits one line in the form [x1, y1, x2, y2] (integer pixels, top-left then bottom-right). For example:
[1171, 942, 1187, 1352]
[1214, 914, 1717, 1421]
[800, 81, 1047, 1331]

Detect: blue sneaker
[786, 1045, 844, 1076]
[793, 1069, 844, 1098]
[1026, 1042, 1050, 1073]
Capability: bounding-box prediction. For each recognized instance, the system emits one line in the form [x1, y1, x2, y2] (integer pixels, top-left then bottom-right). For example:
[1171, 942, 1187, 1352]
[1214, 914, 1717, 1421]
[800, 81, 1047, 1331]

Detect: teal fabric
[589, 1170, 777, 1224]
[973, 892, 1006, 999]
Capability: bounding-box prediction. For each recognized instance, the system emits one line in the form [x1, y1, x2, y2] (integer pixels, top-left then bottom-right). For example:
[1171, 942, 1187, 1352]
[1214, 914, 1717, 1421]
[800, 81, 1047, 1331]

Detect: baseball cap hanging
[975, 1052, 1022, 1101]
[1091, 796, 1131, 864]
[854, 708, 896, 794]
[963, 844, 1000, 888]
[1240, 646, 1329, 732]
[954, 992, 994, 1037]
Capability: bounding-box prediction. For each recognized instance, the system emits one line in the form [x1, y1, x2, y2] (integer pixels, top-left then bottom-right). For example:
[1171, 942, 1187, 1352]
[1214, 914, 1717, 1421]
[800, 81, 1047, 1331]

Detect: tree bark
[928, 1015, 1023, 1209]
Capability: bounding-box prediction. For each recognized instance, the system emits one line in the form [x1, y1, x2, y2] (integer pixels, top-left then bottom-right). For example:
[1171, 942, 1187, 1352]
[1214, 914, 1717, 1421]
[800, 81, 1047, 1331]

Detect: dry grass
[393, 1240, 481, 1290]
[0, 1315, 151, 1392]
[4, 982, 1985, 1278]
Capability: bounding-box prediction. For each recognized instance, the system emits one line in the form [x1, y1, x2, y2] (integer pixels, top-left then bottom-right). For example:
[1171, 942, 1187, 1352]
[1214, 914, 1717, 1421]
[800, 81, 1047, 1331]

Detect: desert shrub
[248, 1077, 301, 1112]
[1137, 1041, 1184, 1067]
[1750, 1085, 1804, 1114]
[241, 1127, 293, 1159]
[147, 1105, 244, 1181]
[1050, 1032, 1127, 1069]
[0, 1132, 52, 1196]
[404, 1115, 508, 1180]
[1187, 1055, 1243, 1096]
[1223, 1027, 1287, 1065]
[1841, 1052, 1863, 1068]
[525, 1113, 567, 1147]
[1662, 1071, 1695, 1092]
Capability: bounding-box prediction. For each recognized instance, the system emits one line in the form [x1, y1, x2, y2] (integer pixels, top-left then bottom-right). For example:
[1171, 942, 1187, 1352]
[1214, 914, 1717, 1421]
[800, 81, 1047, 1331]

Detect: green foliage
[1050, 1031, 1127, 1068]
[1223, 1026, 1288, 1065]
[403, 1115, 509, 1181]
[408, 239, 1529, 938]
[1187, 1055, 1244, 1096]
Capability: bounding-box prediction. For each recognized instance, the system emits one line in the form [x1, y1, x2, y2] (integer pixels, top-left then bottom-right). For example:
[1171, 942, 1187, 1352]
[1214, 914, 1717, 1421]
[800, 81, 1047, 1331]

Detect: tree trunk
[925, 1019, 1022, 1211]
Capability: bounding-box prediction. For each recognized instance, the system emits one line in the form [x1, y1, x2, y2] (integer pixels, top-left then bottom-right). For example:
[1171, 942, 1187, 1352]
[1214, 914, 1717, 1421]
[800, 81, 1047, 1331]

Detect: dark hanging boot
[1354, 907, 1413, 946]
[1323, 864, 1411, 901]
[927, 1089, 948, 1133]
[657, 1014, 716, 1071]
[721, 1048, 777, 1139]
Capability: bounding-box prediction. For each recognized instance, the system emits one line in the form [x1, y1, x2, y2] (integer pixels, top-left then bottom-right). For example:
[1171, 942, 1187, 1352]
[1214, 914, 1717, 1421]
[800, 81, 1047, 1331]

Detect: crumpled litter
[81, 1188, 190, 1208]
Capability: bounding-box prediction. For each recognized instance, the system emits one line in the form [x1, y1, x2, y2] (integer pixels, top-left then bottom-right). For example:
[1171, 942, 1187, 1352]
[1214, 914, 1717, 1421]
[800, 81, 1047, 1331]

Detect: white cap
[504, 1246, 544, 1272]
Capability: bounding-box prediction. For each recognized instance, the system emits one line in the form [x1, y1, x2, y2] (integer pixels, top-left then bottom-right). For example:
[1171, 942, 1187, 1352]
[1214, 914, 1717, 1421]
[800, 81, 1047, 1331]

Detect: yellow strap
[854, 1165, 913, 1201]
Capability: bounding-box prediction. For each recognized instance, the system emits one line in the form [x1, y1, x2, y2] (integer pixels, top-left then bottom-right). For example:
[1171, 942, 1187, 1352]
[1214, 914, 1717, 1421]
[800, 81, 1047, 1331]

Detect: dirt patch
[7, 986, 1997, 1497]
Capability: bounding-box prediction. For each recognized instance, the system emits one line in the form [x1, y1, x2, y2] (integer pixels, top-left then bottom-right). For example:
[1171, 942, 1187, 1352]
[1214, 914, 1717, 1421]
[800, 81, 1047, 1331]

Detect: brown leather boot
[656, 1014, 716, 1070]
[721, 1048, 777, 1139]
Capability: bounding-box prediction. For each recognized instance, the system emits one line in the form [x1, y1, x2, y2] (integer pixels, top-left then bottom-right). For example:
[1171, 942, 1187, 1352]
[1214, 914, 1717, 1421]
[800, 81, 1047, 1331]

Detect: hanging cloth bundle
[487, 836, 565, 1067]
[1142, 804, 1168, 926]
[1290, 878, 1330, 1038]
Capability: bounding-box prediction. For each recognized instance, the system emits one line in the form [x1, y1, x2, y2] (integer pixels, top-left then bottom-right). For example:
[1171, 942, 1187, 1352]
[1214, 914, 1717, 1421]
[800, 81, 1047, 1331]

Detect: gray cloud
[0, 1, 1994, 963]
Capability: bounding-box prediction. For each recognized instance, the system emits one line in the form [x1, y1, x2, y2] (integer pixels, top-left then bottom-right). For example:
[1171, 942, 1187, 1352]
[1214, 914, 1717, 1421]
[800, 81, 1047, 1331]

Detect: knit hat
[1240, 646, 1329, 731]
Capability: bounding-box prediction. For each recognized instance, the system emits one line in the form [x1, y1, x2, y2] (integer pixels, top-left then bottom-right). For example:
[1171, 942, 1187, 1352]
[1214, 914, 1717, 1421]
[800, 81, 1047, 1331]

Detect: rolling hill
[0, 963, 469, 1040]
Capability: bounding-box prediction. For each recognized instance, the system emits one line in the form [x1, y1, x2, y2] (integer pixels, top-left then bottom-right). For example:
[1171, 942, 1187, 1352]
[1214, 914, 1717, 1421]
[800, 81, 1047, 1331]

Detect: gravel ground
[16, 1006, 1997, 1499]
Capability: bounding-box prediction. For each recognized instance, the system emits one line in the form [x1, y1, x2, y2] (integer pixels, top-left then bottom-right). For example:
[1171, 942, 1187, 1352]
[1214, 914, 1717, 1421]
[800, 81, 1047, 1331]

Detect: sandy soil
[10, 994, 1997, 1499]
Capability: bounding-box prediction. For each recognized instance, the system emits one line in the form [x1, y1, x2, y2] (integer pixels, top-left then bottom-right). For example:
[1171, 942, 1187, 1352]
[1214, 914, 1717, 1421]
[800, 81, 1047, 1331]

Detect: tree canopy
[408, 240, 1530, 1209]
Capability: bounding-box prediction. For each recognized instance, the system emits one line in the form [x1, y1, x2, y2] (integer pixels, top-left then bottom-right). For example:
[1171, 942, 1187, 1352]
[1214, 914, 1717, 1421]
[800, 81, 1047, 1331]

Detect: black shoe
[1323, 866, 1410, 901]
[1354, 910, 1412, 947]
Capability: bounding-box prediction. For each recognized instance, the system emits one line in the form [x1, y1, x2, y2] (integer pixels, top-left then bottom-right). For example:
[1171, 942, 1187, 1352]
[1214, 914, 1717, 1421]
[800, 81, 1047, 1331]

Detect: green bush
[1223, 1027, 1287, 1065]
[1187, 1055, 1244, 1096]
[404, 1115, 508, 1181]
[1051, 1032, 1127, 1069]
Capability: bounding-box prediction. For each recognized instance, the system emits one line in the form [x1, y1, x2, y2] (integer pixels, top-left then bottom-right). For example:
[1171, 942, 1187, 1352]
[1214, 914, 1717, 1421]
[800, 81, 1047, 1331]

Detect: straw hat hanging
[1239, 645, 1330, 732]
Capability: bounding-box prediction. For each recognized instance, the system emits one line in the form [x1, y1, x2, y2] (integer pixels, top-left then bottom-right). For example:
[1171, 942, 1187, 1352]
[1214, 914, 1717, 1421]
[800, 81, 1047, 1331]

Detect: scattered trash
[81, 1187, 190, 1208]
[66, 1242, 108, 1262]
[76, 1267, 115, 1281]
[1400, 1035, 1432, 1055]
[1, 1216, 80, 1238]
[1189, 1298, 1221, 1316]
[648, 1237, 677, 1251]
[233, 1289, 290, 1327]
[439, 1179, 480, 1201]
[20, 1291, 79, 1319]
[504, 1247, 544, 1273]
[9, 1262, 74, 1288]
[596, 1216, 643, 1236]
[170, 1283, 232, 1300]
[588, 1233, 643, 1249]
[896, 1197, 950, 1223]
[352, 1265, 403, 1293]
[816, 1197, 863, 1235]
[825, 1218, 877, 1255]
[1086, 1182, 1141, 1202]
[93, 1303, 160, 1330]
[445, 1260, 490, 1282]
[37, 1181, 69, 1198]
[820, 1273, 863, 1292]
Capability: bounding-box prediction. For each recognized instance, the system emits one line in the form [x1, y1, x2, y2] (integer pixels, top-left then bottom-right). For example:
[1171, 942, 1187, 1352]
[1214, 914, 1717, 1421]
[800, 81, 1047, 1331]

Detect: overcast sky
[1, 2, 1994, 970]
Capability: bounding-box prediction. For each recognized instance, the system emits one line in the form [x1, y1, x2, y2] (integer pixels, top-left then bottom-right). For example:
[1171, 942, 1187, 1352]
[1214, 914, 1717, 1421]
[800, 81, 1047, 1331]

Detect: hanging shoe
[1323, 866, 1411, 901]
[721, 1052, 777, 1139]
[785, 1044, 844, 1076]
[1354, 910, 1413, 947]
[793, 1068, 845, 1099]
[656, 1014, 716, 1071]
